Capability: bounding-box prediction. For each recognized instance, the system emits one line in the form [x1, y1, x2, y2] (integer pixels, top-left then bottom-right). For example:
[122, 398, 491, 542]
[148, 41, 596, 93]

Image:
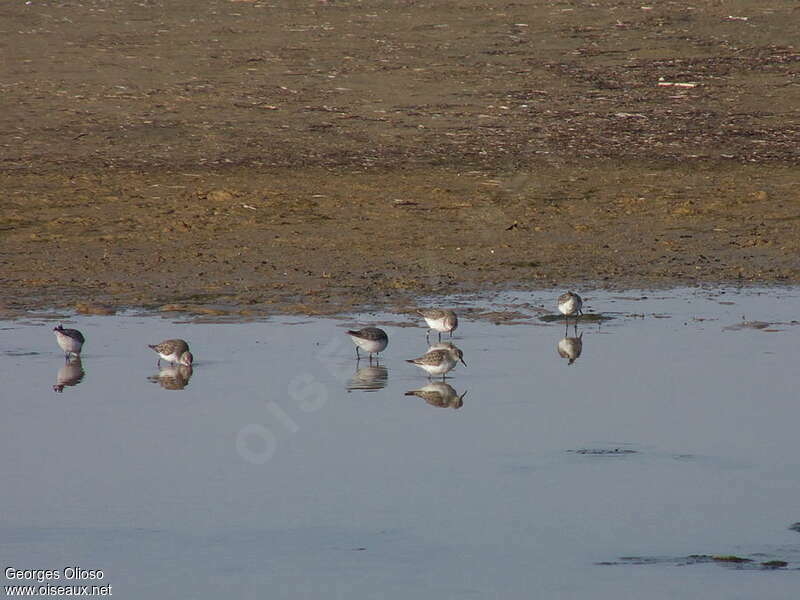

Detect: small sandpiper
[345, 327, 388, 361]
[148, 339, 193, 366]
[558, 291, 583, 334]
[418, 309, 458, 342]
[405, 381, 467, 409]
[406, 343, 466, 379]
[557, 333, 584, 365]
[557, 291, 583, 320]
[53, 324, 85, 359]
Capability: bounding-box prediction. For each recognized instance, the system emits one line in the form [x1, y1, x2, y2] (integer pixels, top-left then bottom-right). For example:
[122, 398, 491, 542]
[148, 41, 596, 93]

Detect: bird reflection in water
[405, 382, 467, 409]
[557, 332, 584, 365]
[148, 364, 194, 390]
[347, 364, 388, 392]
[53, 357, 85, 393]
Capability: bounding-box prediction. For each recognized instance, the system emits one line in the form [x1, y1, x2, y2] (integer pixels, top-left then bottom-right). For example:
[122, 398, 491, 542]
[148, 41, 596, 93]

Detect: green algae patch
[711, 555, 752, 563]
[761, 560, 788, 569]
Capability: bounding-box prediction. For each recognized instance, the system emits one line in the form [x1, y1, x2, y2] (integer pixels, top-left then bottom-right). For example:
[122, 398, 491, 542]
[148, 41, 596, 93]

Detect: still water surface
[2, 288, 799, 598]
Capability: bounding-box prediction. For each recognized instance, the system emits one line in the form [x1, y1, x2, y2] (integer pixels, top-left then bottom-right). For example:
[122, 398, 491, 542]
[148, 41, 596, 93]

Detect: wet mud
[2, 1, 799, 316]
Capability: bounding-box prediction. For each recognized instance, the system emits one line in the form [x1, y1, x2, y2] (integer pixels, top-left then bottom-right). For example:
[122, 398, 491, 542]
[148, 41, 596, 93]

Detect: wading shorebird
[53, 324, 85, 359]
[148, 339, 193, 367]
[557, 291, 583, 333]
[345, 327, 388, 362]
[406, 343, 466, 379]
[418, 309, 458, 342]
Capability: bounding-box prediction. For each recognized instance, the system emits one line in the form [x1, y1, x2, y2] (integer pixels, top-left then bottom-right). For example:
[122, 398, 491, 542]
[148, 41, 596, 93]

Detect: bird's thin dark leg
[355, 346, 360, 360]
[438, 331, 442, 342]
[426, 329, 430, 343]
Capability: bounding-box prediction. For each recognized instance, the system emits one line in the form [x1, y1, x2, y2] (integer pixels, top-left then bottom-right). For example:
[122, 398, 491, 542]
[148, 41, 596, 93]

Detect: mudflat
[2, 1, 799, 316]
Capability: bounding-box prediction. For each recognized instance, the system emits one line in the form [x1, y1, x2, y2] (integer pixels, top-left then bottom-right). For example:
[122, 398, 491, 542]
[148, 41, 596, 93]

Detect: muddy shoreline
[2, 1, 799, 317]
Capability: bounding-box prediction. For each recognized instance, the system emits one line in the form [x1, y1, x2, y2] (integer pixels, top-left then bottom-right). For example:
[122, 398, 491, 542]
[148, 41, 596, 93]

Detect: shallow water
[2, 288, 800, 599]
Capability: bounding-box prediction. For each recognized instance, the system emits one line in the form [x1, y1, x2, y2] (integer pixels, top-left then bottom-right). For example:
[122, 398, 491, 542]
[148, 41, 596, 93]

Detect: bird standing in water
[148, 339, 193, 366]
[345, 327, 388, 362]
[406, 344, 466, 379]
[557, 291, 583, 333]
[418, 309, 458, 342]
[53, 324, 85, 359]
